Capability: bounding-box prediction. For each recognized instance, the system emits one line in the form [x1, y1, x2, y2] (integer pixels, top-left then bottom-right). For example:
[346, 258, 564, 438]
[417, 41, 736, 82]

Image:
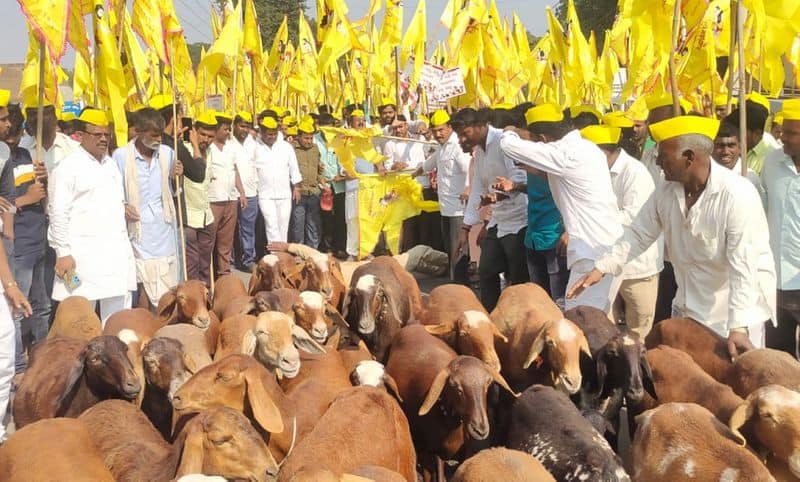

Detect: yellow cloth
[603, 112, 634, 128]
[78, 108, 109, 127]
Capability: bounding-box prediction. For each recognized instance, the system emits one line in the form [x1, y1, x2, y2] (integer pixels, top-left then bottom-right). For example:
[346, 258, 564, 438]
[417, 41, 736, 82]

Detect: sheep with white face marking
[349, 360, 403, 402]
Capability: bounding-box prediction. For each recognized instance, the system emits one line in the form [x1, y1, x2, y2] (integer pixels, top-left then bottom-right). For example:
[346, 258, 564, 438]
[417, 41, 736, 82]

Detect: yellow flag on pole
[379, 0, 404, 48]
[267, 15, 288, 73]
[132, 0, 168, 64]
[92, 0, 128, 145]
[243, 0, 263, 61]
[198, 0, 242, 83]
[17, 0, 70, 60]
[401, 0, 426, 88]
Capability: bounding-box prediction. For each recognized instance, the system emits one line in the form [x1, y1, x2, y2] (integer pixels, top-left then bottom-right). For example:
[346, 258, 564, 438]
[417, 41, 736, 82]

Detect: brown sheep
[293, 291, 334, 344]
[632, 402, 774, 481]
[489, 283, 562, 334]
[140, 337, 197, 440]
[727, 348, 800, 397]
[47, 295, 102, 341]
[255, 288, 301, 316]
[729, 385, 800, 479]
[221, 294, 259, 319]
[154, 323, 214, 369]
[451, 447, 556, 482]
[349, 360, 403, 402]
[421, 284, 506, 372]
[640, 345, 744, 423]
[211, 274, 248, 319]
[645, 317, 733, 382]
[79, 399, 277, 481]
[269, 242, 349, 311]
[12, 336, 140, 428]
[103, 307, 165, 339]
[276, 387, 417, 482]
[157, 280, 214, 329]
[0, 418, 115, 481]
[248, 252, 296, 294]
[171, 354, 293, 460]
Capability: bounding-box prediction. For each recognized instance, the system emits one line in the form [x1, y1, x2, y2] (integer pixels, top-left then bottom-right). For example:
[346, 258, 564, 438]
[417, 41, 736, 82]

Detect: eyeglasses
[83, 131, 110, 139]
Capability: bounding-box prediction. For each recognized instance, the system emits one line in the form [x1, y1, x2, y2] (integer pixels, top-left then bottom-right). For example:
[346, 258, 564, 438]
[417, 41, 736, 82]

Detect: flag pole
[737, 0, 748, 177]
[395, 46, 401, 110]
[34, 36, 46, 178]
[251, 55, 257, 123]
[169, 42, 189, 282]
[232, 55, 239, 116]
[668, 0, 683, 117]
[726, 2, 738, 113]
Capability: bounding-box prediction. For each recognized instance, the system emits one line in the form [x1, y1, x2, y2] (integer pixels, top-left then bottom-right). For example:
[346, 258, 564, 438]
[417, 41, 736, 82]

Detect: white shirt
[640, 145, 665, 187]
[609, 150, 663, 279]
[228, 135, 258, 198]
[423, 131, 471, 217]
[21, 132, 80, 174]
[48, 147, 135, 301]
[383, 135, 431, 187]
[731, 158, 767, 208]
[254, 139, 302, 200]
[761, 148, 800, 290]
[206, 142, 240, 202]
[500, 130, 623, 267]
[463, 126, 528, 237]
[595, 159, 776, 334]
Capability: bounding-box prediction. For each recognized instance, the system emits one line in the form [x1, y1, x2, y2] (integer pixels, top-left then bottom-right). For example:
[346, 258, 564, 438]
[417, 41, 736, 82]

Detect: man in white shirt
[415, 110, 471, 279]
[207, 113, 246, 278]
[581, 125, 662, 338]
[48, 109, 135, 324]
[255, 116, 302, 243]
[499, 104, 624, 313]
[569, 116, 776, 356]
[713, 120, 766, 207]
[761, 99, 800, 356]
[228, 112, 259, 271]
[452, 108, 529, 311]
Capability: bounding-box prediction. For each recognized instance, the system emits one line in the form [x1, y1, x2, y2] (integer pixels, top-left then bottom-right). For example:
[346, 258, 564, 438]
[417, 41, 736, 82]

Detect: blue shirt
[112, 144, 177, 260]
[314, 133, 344, 194]
[525, 174, 564, 251]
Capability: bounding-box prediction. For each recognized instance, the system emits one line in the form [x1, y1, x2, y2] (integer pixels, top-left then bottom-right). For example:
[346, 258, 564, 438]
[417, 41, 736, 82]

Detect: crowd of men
[0, 86, 797, 445]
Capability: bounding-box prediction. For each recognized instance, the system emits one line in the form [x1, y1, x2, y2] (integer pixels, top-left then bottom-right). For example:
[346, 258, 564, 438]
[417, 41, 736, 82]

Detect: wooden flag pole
[232, 55, 239, 116]
[34, 36, 46, 180]
[169, 42, 189, 282]
[668, 0, 683, 117]
[726, 2, 738, 113]
[737, 0, 748, 177]
[395, 46, 401, 110]
[251, 56, 257, 123]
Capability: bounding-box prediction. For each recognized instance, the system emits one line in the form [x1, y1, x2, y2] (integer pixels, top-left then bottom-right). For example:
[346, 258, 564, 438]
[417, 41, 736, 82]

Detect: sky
[0, 0, 556, 67]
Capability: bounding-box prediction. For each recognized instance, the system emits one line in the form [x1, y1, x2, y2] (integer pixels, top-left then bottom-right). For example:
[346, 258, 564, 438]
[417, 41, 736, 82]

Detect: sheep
[267, 242, 348, 310]
[140, 337, 197, 440]
[154, 323, 214, 370]
[349, 360, 403, 402]
[254, 288, 302, 316]
[506, 385, 630, 481]
[451, 447, 556, 482]
[645, 317, 733, 382]
[632, 402, 774, 481]
[421, 284, 506, 372]
[727, 348, 800, 397]
[729, 385, 800, 479]
[103, 307, 164, 340]
[276, 387, 417, 482]
[385, 325, 516, 480]
[116, 328, 148, 408]
[0, 418, 115, 481]
[211, 274, 248, 319]
[639, 345, 744, 423]
[249, 252, 297, 294]
[157, 280, 214, 329]
[12, 335, 140, 428]
[47, 295, 102, 341]
[293, 291, 333, 344]
[79, 399, 277, 481]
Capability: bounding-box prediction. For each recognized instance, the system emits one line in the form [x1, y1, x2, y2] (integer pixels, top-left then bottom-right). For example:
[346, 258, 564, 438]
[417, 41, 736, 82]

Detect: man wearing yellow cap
[761, 99, 800, 356]
[48, 109, 135, 324]
[581, 125, 661, 337]
[770, 112, 784, 143]
[500, 104, 624, 313]
[727, 93, 780, 175]
[255, 116, 302, 243]
[20, 104, 79, 174]
[228, 112, 259, 271]
[569, 116, 776, 355]
[290, 120, 324, 248]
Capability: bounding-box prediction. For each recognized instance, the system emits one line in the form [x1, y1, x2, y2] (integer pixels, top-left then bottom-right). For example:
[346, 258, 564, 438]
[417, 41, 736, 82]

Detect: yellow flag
[211, 3, 222, 39]
[72, 49, 92, 104]
[678, 0, 722, 95]
[317, 0, 349, 41]
[267, 15, 288, 73]
[243, 0, 263, 60]
[18, 0, 70, 60]
[157, 0, 183, 36]
[67, 1, 92, 67]
[92, 0, 128, 145]
[746, 0, 800, 97]
[318, 8, 352, 76]
[132, 0, 168, 64]
[354, 0, 382, 27]
[168, 33, 197, 105]
[198, 0, 242, 83]
[20, 27, 59, 108]
[290, 11, 320, 98]
[447, 0, 487, 58]
[122, 7, 150, 100]
[401, 0, 426, 87]
[379, 0, 404, 48]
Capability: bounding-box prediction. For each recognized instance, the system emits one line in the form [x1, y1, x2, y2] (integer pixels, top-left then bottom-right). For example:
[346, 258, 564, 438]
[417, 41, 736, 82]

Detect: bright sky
[0, 0, 556, 67]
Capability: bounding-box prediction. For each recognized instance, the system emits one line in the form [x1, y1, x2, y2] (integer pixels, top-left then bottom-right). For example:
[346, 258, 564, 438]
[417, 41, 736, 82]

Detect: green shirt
[747, 132, 781, 175]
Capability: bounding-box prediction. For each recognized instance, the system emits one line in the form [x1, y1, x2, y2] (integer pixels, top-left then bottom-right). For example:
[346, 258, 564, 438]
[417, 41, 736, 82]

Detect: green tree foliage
[555, 0, 617, 50]
[187, 42, 211, 67]
[216, 0, 310, 49]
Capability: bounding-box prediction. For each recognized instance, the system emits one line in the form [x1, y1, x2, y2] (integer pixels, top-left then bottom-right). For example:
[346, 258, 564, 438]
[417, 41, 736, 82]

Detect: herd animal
[3, 252, 800, 482]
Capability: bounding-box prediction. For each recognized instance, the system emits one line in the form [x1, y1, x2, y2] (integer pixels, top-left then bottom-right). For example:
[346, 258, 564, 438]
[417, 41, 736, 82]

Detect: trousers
[478, 226, 528, 312]
[526, 246, 570, 308]
[12, 250, 51, 373]
[0, 296, 14, 441]
[290, 194, 321, 249]
[91, 294, 132, 328]
[766, 289, 800, 358]
[238, 196, 259, 267]
[209, 201, 238, 277]
[185, 224, 214, 285]
[613, 275, 660, 339]
[259, 198, 292, 243]
[345, 191, 360, 257]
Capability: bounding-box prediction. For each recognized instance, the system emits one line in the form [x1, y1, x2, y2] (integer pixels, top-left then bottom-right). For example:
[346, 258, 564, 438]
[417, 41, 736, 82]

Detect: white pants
[0, 296, 14, 440]
[259, 198, 292, 243]
[92, 294, 132, 328]
[345, 190, 360, 257]
[565, 259, 623, 313]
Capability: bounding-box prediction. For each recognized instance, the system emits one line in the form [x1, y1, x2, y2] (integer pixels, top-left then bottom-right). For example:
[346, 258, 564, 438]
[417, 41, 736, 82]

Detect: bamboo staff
[250, 56, 257, 124]
[394, 46, 401, 110]
[169, 42, 189, 282]
[726, 3, 738, 113]
[378, 134, 437, 145]
[737, 0, 748, 177]
[34, 37, 45, 177]
[232, 55, 239, 116]
[668, 0, 683, 116]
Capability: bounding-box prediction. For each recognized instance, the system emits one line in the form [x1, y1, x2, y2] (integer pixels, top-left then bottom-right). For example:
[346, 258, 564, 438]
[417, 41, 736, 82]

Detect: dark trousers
[237, 196, 259, 267]
[13, 250, 51, 372]
[185, 224, 214, 285]
[479, 226, 528, 312]
[333, 192, 347, 254]
[766, 290, 800, 358]
[290, 194, 321, 249]
[209, 201, 238, 278]
[401, 188, 443, 253]
[654, 261, 677, 323]
[320, 205, 336, 253]
[526, 246, 570, 304]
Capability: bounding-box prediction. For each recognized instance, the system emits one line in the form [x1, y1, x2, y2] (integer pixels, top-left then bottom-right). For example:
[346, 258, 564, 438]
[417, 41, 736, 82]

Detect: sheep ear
[54, 347, 87, 415]
[182, 351, 198, 375]
[242, 330, 257, 356]
[383, 373, 404, 403]
[595, 350, 608, 396]
[523, 322, 551, 369]
[641, 356, 657, 400]
[157, 288, 178, 320]
[579, 334, 592, 359]
[419, 367, 450, 416]
[325, 327, 342, 350]
[728, 398, 755, 447]
[424, 322, 455, 337]
[291, 324, 326, 355]
[175, 421, 205, 477]
[325, 303, 348, 330]
[243, 366, 285, 434]
[490, 369, 519, 397]
[489, 321, 508, 343]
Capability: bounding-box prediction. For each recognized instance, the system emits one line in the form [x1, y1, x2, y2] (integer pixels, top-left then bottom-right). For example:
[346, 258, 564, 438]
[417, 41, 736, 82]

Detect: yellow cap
[569, 105, 602, 119]
[351, 109, 365, 118]
[746, 92, 771, 113]
[301, 114, 314, 124]
[649, 116, 720, 143]
[645, 92, 693, 113]
[603, 112, 634, 129]
[430, 109, 450, 127]
[196, 111, 219, 127]
[773, 112, 784, 126]
[783, 99, 800, 121]
[149, 93, 174, 110]
[525, 103, 564, 125]
[260, 116, 278, 129]
[714, 94, 729, 107]
[61, 111, 77, 122]
[380, 97, 396, 107]
[286, 126, 298, 136]
[418, 114, 429, 126]
[78, 108, 109, 127]
[215, 112, 233, 123]
[283, 115, 298, 126]
[297, 119, 315, 134]
[236, 111, 253, 124]
[492, 103, 514, 110]
[0, 89, 11, 108]
[580, 125, 621, 145]
[625, 99, 649, 122]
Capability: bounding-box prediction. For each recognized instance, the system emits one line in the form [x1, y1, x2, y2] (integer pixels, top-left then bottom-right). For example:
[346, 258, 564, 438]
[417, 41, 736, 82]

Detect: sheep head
[425, 310, 506, 373]
[524, 317, 591, 395]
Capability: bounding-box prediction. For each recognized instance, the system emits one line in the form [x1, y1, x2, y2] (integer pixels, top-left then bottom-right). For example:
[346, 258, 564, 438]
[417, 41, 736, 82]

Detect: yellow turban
[603, 112, 634, 129]
[649, 116, 720, 143]
[196, 111, 219, 127]
[580, 125, 621, 145]
[149, 93, 174, 110]
[525, 104, 564, 125]
[350, 109, 365, 118]
[569, 105, 602, 119]
[746, 92, 771, 113]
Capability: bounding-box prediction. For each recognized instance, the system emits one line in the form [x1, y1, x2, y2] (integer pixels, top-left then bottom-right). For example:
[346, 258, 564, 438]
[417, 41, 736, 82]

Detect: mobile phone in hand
[63, 269, 82, 292]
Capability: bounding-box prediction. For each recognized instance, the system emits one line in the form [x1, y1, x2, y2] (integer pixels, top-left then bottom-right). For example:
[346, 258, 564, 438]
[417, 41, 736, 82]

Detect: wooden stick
[34, 38, 45, 173]
[737, 0, 748, 177]
[169, 42, 189, 282]
[232, 54, 239, 116]
[251, 55, 257, 123]
[726, 2, 738, 113]
[377, 134, 437, 145]
[668, 0, 683, 117]
[395, 46, 401, 110]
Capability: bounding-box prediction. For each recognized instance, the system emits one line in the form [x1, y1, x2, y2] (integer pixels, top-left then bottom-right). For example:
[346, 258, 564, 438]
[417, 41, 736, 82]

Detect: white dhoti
[135, 255, 178, 307]
[259, 198, 292, 243]
[345, 190, 360, 257]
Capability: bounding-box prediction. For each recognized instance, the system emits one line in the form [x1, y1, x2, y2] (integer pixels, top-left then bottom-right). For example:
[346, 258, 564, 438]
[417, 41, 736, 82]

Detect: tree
[216, 0, 310, 49]
[187, 42, 211, 67]
[555, 0, 617, 50]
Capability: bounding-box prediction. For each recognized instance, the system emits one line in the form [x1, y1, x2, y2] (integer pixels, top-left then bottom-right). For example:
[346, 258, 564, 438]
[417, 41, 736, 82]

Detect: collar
[609, 149, 632, 175]
[480, 126, 502, 153]
[79, 145, 110, 164]
[131, 140, 160, 161]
